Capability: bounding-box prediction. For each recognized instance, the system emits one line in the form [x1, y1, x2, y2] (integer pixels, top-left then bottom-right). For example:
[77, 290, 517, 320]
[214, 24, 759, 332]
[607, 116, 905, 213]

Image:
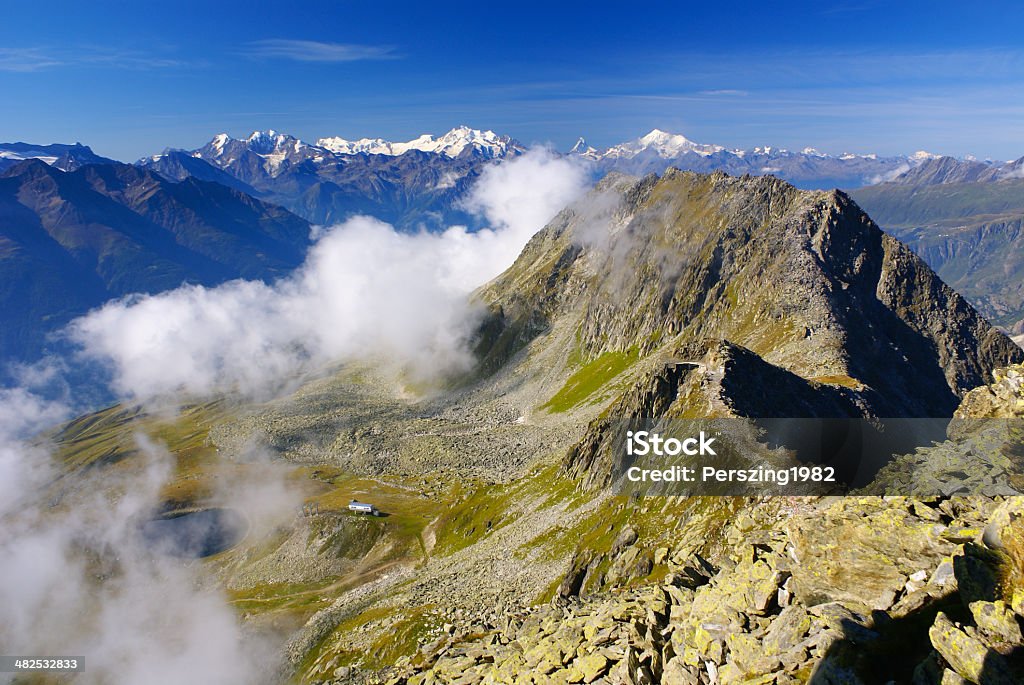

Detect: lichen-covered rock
[954, 365, 1024, 420]
[969, 601, 1024, 646]
[381, 486, 1024, 685]
[789, 499, 953, 610]
[929, 612, 1016, 684]
[564, 653, 608, 683]
[763, 605, 811, 654]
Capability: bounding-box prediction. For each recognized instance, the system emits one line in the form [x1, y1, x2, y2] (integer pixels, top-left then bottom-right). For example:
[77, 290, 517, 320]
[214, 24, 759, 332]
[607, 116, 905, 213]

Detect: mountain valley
[28, 169, 1024, 684]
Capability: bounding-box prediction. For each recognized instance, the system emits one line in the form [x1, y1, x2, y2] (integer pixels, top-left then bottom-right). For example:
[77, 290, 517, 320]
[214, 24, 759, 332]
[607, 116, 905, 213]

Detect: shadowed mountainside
[0, 158, 311, 364]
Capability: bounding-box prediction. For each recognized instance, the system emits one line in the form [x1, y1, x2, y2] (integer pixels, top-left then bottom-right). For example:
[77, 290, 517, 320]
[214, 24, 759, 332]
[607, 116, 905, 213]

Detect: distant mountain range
[316, 126, 521, 158]
[143, 127, 960, 198]
[878, 154, 1024, 185]
[569, 129, 948, 189]
[137, 127, 515, 230]
[0, 142, 115, 173]
[9, 129, 1021, 225]
[131, 127, 1021, 232]
[3, 126, 1024, 370]
[0, 158, 310, 366]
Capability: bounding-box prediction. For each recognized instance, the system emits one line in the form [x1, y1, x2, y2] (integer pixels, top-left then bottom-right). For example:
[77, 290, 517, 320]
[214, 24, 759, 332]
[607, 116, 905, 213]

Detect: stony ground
[208, 353, 597, 484]
[320, 364, 1024, 685]
[368, 494, 1024, 685]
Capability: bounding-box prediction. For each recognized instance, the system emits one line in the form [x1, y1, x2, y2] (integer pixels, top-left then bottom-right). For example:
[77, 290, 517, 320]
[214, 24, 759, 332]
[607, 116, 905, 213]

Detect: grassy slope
[541, 348, 641, 413]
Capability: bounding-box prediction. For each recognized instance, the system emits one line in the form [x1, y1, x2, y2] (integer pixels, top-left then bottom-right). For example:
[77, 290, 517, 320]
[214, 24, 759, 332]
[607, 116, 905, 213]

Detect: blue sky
[3, 0, 1024, 161]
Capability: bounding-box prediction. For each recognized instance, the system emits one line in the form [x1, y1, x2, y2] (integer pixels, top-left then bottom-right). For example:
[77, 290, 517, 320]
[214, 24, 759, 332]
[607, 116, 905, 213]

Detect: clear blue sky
[3, 0, 1024, 161]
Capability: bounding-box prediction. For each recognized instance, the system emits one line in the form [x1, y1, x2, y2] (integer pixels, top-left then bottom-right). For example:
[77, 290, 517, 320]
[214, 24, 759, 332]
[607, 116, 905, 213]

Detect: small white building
[348, 499, 381, 516]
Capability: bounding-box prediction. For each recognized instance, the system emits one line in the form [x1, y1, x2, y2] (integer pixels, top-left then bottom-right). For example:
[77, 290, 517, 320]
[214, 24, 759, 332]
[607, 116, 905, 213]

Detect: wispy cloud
[243, 39, 398, 63]
[0, 46, 187, 72]
[817, 1, 881, 15]
[698, 89, 749, 96]
[0, 48, 63, 72]
[81, 51, 187, 69]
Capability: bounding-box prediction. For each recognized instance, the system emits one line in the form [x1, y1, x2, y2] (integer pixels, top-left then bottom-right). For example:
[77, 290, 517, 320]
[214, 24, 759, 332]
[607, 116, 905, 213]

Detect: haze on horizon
[2, 0, 1024, 161]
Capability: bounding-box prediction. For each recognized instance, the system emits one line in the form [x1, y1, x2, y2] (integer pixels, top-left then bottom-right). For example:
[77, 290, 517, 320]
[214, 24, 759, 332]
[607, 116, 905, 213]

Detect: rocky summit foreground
[384, 365, 1024, 685]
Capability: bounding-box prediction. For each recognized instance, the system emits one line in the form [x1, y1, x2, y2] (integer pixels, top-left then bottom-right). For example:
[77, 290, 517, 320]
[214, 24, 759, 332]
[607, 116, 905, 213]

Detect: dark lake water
[139, 508, 247, 558]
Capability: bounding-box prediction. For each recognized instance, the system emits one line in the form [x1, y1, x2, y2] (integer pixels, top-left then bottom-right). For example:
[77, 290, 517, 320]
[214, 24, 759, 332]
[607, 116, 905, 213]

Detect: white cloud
[0, 432, 282, 685]
[0, 46, 186, 72]
[999, 162, 1024, 179]
[68, 148, 589, 401]
[866, 162, 910, 185]
[243, 39, 398, 63]
[0, 47, 62, 72]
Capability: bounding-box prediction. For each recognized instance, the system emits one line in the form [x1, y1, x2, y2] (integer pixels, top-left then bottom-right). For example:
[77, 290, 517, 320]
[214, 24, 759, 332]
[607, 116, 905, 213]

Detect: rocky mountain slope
[385, 364, 1024, 685]
[0, 158, 311, 364]
[477, 170, 1021, 421]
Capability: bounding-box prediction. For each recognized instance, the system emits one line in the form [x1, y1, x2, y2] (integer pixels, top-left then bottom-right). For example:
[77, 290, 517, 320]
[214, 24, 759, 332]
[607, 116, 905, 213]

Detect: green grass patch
[430, 464, 585, 557]
[812, 374, 864, 389]
[430, 480, 520, 556]
[229, 578, 336, 615]
[297, 603, 441, 676]
[542, 348, 640, 413]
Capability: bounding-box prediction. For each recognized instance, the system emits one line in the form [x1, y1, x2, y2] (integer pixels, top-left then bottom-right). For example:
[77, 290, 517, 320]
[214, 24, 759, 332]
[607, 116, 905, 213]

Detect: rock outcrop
[954, 365, 1024, 419]
[377, 493, 1024, 685]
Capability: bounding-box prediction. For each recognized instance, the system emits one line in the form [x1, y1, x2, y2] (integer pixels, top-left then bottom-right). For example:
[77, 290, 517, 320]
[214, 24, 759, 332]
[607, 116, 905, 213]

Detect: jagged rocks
[954, 364, 1024, 420]
[928, 612, 1016, 684]
[788, 499, 955, 610]
[379, 494, 1024, 685]
[969, 601, 1023, 646]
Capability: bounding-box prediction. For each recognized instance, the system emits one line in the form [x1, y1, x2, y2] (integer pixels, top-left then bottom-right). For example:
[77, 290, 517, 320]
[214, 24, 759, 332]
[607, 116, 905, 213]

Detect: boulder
[929, 612, 1016, 684]
[968, 600, 1024, 646]
[789, 501, 953, 610]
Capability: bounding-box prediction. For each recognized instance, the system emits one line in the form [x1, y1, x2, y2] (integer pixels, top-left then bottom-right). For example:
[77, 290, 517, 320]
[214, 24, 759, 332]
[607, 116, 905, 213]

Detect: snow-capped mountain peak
[316, 126, 521, 159]
[603, 129, 725, 159]
[209, 133, 230, 155]
[244, 130, 303, 155]
[569, 136, 599, 159]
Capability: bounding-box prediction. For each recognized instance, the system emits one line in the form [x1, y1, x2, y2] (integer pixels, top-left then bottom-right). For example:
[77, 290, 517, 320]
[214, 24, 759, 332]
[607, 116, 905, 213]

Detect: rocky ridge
[478, 171, 1022, 423]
